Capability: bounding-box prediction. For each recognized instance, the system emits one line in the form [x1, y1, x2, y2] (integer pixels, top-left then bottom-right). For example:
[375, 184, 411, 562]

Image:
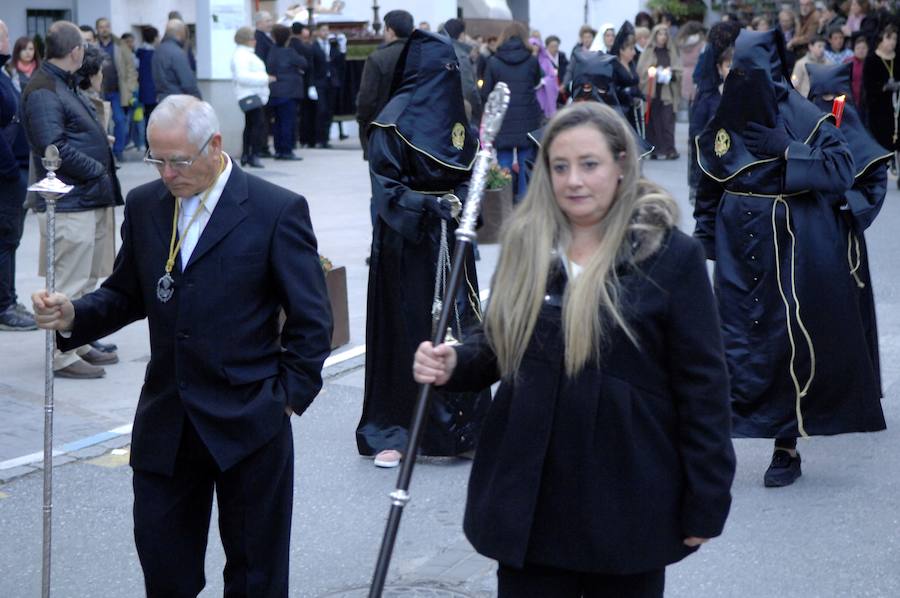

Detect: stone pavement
[2, 124, 900, 596]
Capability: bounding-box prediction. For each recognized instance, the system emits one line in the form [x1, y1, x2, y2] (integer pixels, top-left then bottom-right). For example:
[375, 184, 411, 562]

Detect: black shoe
[240, 155, 250, 166]
[274, 153, 303, 161]
[764, 450, 802, 487]
[317, 142, 332, 149]
[257, 149, 273, 158]
[90, 339, 118, 353]
[0, 305, 37, 331]
[339, 133, 349, 140]
[247, 156, 265, 168]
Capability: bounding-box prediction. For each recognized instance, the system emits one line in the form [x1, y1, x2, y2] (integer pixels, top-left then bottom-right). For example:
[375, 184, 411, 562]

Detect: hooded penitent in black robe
[357, 30, 490, 457]
[694, 30, 886, 439]
[806, 61, 892, 399]
[524, 54, 653, 182]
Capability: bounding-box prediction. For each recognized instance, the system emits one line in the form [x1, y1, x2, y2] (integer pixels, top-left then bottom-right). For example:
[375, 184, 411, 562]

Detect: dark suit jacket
[59, 163, 333, 475]
[308, 40, 328, 89]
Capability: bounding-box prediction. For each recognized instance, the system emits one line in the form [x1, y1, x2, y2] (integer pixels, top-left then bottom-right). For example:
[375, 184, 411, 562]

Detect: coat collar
[150, 159, 249, 272]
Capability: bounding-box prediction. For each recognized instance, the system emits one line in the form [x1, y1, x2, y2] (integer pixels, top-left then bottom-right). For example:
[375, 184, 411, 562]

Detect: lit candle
[645, 66, 657, 124]
[832, 94, 846, 127]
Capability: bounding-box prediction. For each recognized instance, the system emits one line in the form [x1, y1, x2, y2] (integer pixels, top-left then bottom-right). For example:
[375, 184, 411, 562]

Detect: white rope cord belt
[771, 196, 816, 438]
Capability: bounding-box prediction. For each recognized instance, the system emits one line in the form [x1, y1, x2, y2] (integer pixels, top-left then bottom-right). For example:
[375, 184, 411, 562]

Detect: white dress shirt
[178, 154, 233, 269]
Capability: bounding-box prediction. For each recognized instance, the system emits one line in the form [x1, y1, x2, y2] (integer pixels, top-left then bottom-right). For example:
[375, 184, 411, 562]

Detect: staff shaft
[42, 197, 57, 598]
[368, 240, 472, 597]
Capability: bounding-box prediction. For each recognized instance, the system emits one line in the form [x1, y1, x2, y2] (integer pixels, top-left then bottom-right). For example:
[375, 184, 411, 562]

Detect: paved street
[2, 123, 899, 597]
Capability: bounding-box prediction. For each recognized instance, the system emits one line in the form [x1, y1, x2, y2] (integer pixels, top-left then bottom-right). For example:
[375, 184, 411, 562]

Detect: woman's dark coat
[445, 229, 736, 574]
[267, 46, 308, 100]
[357, 31, 490, 457]
[481, 37, 543, 149]
[862, 51, 899, 151]
[694, 30, 885, 439]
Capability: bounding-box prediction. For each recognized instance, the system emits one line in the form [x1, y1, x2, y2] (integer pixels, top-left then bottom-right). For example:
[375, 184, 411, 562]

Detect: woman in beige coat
[638, 23, 682, 159]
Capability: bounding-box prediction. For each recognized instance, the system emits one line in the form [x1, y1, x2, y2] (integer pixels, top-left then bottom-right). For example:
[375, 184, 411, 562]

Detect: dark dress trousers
[58, 163, 333, 596]
[445, 230, 736, 575]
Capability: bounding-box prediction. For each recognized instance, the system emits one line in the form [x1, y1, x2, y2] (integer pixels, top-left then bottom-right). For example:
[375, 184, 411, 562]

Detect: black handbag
[238, 94, 264, 112]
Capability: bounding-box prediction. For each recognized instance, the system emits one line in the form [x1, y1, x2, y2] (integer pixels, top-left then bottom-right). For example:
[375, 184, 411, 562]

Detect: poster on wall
[211, 0, 247, 30]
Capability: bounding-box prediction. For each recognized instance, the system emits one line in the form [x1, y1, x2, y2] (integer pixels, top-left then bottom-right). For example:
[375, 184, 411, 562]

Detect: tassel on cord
[847, 230, 865, 289]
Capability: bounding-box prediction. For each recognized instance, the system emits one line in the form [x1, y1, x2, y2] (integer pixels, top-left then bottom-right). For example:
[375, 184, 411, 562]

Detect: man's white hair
[254, 11, 272, 24]
[148, 95, 220, 153]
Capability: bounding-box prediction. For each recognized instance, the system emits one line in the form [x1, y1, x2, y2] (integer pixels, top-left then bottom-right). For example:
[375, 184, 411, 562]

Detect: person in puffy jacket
[481, 21, 543, 201]
[20, 21, 122, 379]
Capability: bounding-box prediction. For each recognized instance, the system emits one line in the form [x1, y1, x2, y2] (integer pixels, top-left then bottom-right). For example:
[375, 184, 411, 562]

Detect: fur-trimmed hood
[626, 179, 680, 264]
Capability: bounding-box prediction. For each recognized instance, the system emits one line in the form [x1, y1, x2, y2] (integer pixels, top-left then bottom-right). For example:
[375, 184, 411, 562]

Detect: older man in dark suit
[33, 94, 332, 597]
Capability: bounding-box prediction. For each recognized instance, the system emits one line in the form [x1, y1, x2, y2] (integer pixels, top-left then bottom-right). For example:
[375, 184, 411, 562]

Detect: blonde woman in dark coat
[414, 103, 735, 597]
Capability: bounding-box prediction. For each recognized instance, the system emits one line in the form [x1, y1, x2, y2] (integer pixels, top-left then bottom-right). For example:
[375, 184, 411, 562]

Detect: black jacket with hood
[481, 37, 543, 149]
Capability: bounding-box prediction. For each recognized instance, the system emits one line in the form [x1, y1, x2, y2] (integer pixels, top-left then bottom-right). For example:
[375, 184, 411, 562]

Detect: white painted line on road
[0, 287, 494, 474]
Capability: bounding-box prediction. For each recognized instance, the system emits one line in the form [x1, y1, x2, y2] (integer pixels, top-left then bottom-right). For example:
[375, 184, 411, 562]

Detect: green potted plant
[646, 0, 707, 24]
[478, 162, 513, 244]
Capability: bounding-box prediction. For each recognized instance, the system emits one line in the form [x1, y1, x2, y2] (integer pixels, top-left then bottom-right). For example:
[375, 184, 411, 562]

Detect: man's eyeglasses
[143, 134, 214, 171]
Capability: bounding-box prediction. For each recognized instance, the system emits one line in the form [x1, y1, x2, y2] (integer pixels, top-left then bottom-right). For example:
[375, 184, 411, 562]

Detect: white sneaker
[374, 450, 402, 468]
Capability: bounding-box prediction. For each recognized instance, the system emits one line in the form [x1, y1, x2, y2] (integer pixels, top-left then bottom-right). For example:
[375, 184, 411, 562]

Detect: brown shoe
[81, 347, 119, 366]
[55, 360, 106, 379]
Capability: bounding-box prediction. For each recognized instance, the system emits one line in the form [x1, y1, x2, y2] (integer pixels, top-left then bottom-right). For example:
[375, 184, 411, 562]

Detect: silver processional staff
[28, 144, 73, 598]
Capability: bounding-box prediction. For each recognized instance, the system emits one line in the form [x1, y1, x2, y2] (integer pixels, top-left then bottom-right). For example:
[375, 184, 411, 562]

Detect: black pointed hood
[696, 61, 831, 185]
[373, 30, 478, 171]
[807, 61, 892, 179]
[571, 52, 621, 107]
[731, 29, 792, 90]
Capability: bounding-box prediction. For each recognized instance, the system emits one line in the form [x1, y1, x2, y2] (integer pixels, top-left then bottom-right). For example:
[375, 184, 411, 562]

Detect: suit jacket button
[178, 381, 187, 390]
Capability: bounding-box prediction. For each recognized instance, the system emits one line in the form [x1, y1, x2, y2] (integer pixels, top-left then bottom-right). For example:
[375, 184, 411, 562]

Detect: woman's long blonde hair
[484, 103, 678, 378]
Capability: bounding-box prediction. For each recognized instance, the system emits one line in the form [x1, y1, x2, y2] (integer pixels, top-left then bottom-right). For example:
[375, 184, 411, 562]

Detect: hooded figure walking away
[694, 30, 886, 488]
[357, 30, 490, 469]
[805, 60, 891, 409]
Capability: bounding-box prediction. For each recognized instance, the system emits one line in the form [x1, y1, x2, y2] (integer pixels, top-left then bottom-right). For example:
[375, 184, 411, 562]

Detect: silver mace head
[28, 145, 74, 202]
[456, 82, 511, 243]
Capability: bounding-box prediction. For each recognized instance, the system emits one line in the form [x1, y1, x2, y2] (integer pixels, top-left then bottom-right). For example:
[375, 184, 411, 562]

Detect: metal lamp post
[372, 0, 381, 35]
[28, 145, 73, 598]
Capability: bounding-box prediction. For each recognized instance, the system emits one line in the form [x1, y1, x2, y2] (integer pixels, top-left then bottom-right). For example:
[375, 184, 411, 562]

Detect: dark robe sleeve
[665, 237, 736, 539]
[58, 199, 146, 351]
[693, 171, 722, 260]
[845, 163, 888, 231]
[443, 325, 501, 393]
[367, 127, 439, 244]
[784, 122, 855, 195]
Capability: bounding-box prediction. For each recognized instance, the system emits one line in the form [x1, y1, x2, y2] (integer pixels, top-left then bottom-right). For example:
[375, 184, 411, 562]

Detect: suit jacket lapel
[184, 166, 249, 270]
